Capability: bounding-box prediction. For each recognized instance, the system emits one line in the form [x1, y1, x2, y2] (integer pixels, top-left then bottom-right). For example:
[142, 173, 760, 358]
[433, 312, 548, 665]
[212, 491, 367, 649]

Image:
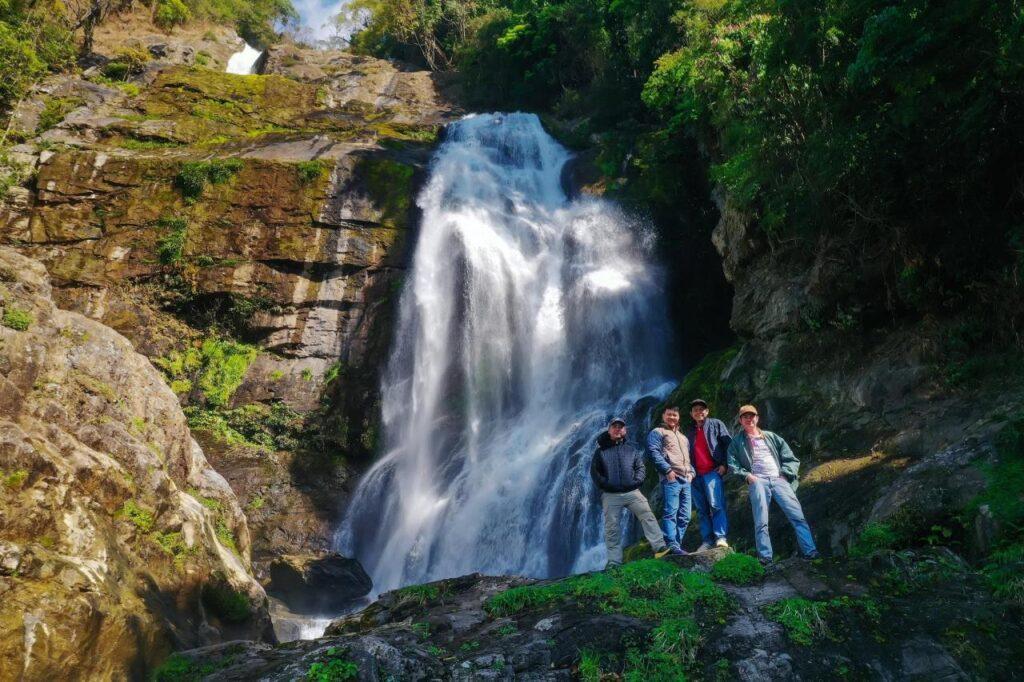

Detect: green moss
[151, 653, 214, 682]
[2, 306, 32, 331]
[215, 520, 239, 555]
[194, 338, 258, 407]
[2, 469, 29, 489]
[663, 346, 739, 417]
[296, 159, 329, 184]
[156, 216, 189, 265]
[358, 157, 415, 229]
[246, 496, 264, 511]
[301, 368, 314, 382]
[710, 553, 764, 585]
[185, 408, 252, 447]
[973, 418, 1024, 606]
[117, 500, 155, 533]
[201, 581, 251, 623]
[72, 371, 118, 402]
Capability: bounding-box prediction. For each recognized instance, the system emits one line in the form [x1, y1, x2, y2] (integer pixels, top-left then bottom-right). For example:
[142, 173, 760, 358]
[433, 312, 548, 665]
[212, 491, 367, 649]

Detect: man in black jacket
[591, 417, 670, 567]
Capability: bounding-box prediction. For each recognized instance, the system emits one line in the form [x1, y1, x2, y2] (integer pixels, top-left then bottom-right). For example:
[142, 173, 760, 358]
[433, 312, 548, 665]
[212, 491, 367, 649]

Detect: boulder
[269, 552, 372, 613]
[0, 248, 272, 679]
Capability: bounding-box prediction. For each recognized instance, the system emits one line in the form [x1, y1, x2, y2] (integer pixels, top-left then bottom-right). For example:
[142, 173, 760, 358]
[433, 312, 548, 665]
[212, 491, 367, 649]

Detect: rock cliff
[1, 21, 456, 583]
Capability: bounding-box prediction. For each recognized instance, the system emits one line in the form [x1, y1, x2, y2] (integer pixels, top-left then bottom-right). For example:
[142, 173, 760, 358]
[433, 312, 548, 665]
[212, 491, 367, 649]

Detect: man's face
[608, 423, 627, 439]
[690, 405, 709, 422]
[663, 410, 680, 429]
[739, 413, 758, 429]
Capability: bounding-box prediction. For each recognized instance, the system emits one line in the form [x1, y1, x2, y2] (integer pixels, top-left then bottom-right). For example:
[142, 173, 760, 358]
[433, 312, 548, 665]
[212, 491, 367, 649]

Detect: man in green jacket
[727, 404, 820, 564]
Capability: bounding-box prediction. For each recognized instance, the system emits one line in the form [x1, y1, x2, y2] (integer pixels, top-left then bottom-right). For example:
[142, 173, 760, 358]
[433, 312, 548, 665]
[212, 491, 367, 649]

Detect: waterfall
[336, 113, 675, 593]
[226, 43, 263, 75]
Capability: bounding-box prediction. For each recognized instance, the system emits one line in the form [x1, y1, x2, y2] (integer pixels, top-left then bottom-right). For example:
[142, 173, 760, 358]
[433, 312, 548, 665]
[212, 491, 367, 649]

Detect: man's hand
[715, 465, 727, 476]
[746, 474, 757, 485]
[666, 470, 677, 482]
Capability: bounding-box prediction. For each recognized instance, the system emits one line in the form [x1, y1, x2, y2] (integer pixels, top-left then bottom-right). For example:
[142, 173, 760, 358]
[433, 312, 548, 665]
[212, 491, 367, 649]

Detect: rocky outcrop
[0, 248, 271, 679]
[174, 548, 1024, 680]
[268, 552, 372, 613]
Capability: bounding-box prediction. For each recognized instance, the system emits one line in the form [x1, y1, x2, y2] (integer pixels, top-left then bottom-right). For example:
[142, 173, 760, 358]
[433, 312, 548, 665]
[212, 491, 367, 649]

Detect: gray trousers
[601, 489, 666, 566]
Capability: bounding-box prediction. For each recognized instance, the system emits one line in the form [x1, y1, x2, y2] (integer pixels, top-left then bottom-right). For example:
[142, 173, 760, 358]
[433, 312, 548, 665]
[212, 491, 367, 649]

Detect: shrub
[2, 306, 32, 331]
[849, 522, 899, 557]
[710, 553, 765, 585]
[296, 160, 328, 184]
[306, 655, 358, 682]
[37, 97, 83, 133]
[175, 159, 245, 202]
[154, 0, 192, 28]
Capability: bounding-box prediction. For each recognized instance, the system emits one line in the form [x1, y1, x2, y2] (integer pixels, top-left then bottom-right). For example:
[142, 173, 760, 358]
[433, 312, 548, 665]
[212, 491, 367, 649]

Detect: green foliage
[710, 553, 764, 585]
[849, 522, 899, 557]
[37, 96, 82, 133]
[201, 581, 251, 623]
[156, 337, 258, 409]
[156, 216, 189, 265]
[155, 0, 193, 28]
[323, 361, 345, 385]
[578, 650, 602, 682]
[296, 159, 328, 184]
[0, 13, 75, 113]
[151, 653, 216, 682]
[2, 306, 32, 331]
[305, 654, 358, 682]
[175, 159, 244, 202]
[973, 419, 1024, 606]
[117, 500, 155, 533]
[215, 520, 239, 555]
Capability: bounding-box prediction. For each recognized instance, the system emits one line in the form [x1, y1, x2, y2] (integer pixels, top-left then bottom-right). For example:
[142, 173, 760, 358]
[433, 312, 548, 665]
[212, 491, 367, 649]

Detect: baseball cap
[608, 417, 627, 427]
[738, 404, 759, 417]
[690, 399, 708, 408]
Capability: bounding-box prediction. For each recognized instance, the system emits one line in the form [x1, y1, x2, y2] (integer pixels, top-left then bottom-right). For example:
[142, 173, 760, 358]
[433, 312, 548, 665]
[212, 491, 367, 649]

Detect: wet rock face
[0, 248, 271, 679]
[268, 552, 373, 613]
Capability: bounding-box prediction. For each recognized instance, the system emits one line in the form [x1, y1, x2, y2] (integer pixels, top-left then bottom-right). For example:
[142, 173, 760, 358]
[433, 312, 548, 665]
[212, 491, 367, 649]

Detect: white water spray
[336, 113, 674, 593]
[226, 43, 262, 74]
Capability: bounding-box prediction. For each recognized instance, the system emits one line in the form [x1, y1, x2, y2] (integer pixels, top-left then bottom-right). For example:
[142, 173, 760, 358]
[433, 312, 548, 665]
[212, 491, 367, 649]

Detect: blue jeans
[748, 476, 817, 559]
[691, 470, 728, 542]
[660, 478, 692, 550]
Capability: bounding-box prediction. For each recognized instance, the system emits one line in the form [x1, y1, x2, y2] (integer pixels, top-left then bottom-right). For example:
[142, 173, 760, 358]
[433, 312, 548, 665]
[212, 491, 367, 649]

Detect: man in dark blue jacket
[591, 417, 670, 567]
[686, 399, 732, 551]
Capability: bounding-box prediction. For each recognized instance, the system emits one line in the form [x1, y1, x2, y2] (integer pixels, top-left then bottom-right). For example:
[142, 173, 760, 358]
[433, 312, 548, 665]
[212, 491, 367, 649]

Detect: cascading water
[226, 42, 263, 74]
[336, 113, 676, 593]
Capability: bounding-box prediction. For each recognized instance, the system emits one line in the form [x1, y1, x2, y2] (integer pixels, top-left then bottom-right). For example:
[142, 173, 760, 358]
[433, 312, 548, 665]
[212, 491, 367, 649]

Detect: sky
[288, 0, 358, 45]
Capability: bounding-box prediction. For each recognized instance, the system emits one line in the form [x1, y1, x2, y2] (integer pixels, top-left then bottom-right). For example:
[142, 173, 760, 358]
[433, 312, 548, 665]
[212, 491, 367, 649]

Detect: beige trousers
[601, 489, 666, 566]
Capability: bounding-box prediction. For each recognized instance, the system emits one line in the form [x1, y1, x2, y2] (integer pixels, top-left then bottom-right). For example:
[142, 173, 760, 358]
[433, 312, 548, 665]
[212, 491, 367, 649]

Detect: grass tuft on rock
[2, 306, 32, 331]
[710, 553, 764, 585]
[156, 216, 189, 265]
[117, 500, 155, 533]
[485, 559, 730, 621]
[763, 596, 882, 646]
[175, 159, 244, 203]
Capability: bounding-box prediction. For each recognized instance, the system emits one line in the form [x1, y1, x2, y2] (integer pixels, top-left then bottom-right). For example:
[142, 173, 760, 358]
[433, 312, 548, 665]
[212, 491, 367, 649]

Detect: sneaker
[803, 550, 821, 560]
[715, 537, 729, 548]
[668, 546, 687, 556]
[695, 542, 714, 553]
[758, 556, 773, 566]
[654, 547, 671, 559]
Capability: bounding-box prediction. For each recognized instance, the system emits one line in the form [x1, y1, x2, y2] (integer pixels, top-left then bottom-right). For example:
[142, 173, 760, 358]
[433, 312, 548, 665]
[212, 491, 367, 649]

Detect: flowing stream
[226, 42, 262, 74]
[335, 113, 675, 594]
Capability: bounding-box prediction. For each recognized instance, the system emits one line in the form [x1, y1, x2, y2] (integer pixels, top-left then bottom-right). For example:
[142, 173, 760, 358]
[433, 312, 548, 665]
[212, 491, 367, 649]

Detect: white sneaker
[696, 542, 714, 552]
[715, 537, 729, 548]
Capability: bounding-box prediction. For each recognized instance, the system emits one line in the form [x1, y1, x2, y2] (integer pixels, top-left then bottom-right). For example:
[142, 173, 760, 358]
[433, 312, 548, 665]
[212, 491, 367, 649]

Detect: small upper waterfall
[226, 43, 262, 74]
[336, 113, 675, 593]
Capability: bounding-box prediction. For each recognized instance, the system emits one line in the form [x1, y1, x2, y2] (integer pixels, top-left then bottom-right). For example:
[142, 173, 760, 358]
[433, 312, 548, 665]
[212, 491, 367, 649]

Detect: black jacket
[685, 417, 732, 470]
[590, 432, 646, 493]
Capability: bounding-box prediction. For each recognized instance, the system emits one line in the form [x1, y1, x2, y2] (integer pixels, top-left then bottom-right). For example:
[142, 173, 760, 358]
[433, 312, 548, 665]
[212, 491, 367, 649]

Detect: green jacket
[726, 430, 801, 491]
